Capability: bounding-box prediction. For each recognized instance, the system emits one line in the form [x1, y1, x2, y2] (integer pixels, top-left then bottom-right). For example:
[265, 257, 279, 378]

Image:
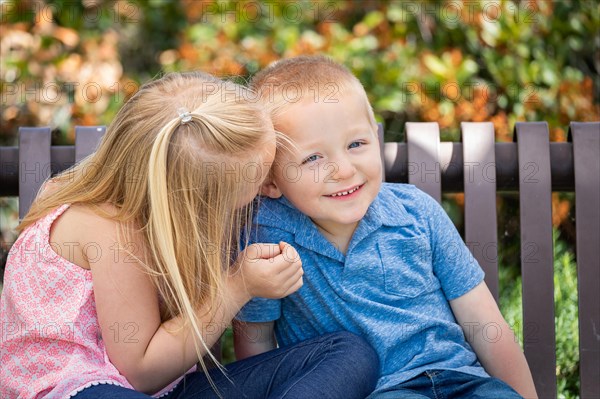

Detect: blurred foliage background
[1, 0, 598, 143]
[1, 1, 598, 398]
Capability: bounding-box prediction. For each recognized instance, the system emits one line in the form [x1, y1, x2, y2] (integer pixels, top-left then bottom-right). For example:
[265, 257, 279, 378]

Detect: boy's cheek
[273, 164, 302, 186]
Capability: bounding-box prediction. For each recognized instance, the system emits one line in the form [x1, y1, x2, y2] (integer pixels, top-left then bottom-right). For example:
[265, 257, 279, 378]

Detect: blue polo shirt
[237, 183, 489, 392]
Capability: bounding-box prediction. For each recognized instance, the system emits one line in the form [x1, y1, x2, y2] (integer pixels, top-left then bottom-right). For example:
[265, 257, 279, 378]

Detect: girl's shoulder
[58, 203, 120, 232]
[49, 203, 122, 270]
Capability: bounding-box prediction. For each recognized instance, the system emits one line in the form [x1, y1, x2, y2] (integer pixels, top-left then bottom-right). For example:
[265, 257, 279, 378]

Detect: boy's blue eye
[348, 141, 363, 149]
[302, 154, 320, 164]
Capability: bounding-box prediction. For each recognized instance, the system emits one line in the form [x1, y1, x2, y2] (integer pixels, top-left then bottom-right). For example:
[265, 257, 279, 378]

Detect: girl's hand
[233, 242, 304, 299]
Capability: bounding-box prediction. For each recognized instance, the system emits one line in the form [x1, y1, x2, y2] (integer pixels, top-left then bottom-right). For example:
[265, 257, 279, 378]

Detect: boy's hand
[235, 242, 304, 299]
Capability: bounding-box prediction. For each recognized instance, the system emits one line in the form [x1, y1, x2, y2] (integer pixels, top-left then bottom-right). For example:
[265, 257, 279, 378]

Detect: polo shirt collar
[372, 183, 415, 227]
[275, 196, 346, 261]
[347, 185, 414, 253]
[254, 184, 415, 261]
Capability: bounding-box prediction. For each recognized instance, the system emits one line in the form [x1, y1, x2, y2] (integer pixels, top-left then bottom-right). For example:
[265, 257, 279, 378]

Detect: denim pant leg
[71, 383, 153, 398]
[168, 331, 379, 399]
[369, 370, 523, 399]
[430, 370, 523, 399]
[367, 373, 432, 399]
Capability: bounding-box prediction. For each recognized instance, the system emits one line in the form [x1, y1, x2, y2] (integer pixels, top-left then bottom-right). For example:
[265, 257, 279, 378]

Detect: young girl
[0, 71, 379, 399]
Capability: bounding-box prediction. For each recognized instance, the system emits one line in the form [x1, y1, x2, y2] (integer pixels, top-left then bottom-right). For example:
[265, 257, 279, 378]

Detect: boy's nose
[328, 156, 356, 182]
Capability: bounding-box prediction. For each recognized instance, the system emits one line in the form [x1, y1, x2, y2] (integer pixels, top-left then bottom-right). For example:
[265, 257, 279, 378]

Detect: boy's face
[265, 91, 382, 236]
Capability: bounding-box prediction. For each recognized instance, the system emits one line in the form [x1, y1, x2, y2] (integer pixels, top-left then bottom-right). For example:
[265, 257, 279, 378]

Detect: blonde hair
[250, 55, 377, 130]
[18, 71, 274, 386]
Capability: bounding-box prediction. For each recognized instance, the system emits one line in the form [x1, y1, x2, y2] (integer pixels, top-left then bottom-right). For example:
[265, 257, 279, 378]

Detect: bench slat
[515, 122, 557, 398]
[405, 122, 441, 202]
[569, 122, 600, 399]
[18, 127, 52, 220]
[75, 126, 106, 162]
[461, 122, 499, 302]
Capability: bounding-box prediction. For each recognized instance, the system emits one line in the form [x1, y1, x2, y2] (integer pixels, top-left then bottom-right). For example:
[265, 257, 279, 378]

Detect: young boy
[234, 56, 538, 398]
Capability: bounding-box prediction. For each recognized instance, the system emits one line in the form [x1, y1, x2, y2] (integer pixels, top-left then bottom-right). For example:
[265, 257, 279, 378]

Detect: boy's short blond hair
[250, 55, 377, 130]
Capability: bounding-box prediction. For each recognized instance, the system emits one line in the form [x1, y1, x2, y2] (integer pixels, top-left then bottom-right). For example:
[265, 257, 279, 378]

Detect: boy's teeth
[331, 186, 359, 197]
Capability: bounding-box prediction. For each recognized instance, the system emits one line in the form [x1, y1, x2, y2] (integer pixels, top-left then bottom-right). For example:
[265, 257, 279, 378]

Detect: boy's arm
[450, 281, 538, 399]
[233, 320, 277, 360]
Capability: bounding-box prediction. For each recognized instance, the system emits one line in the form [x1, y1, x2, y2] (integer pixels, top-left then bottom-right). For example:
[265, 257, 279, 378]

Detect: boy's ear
[261, 178, 283, 198]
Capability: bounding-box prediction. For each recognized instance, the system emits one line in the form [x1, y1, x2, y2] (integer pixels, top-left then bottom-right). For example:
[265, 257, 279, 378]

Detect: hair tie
[177, 107, 192, 124]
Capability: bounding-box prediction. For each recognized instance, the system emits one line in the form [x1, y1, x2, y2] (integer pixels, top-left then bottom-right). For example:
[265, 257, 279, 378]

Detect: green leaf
[423, 54, 448, 77]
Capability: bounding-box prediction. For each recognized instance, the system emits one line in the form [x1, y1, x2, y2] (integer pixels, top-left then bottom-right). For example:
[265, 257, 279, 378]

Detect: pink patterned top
[0, 205, 186, 398]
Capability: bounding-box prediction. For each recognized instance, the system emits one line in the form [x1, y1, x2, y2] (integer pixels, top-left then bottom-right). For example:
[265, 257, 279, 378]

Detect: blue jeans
[73, 332, 378, 399]
[369, 370, 523, 399]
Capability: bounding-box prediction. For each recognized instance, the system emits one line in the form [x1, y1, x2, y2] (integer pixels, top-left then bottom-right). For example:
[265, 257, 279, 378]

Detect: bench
[1, 122, 598, 399]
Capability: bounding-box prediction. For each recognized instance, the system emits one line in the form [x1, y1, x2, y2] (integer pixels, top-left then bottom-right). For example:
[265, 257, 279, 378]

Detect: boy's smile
[325, 183, 364, 199]
[264, 90, 382, 248]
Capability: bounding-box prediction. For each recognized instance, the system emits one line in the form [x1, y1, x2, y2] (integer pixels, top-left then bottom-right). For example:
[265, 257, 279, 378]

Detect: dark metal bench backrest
[385, 121, 598, 399]
[2, 122, 599, 399]
[14, 126, 106, 220]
